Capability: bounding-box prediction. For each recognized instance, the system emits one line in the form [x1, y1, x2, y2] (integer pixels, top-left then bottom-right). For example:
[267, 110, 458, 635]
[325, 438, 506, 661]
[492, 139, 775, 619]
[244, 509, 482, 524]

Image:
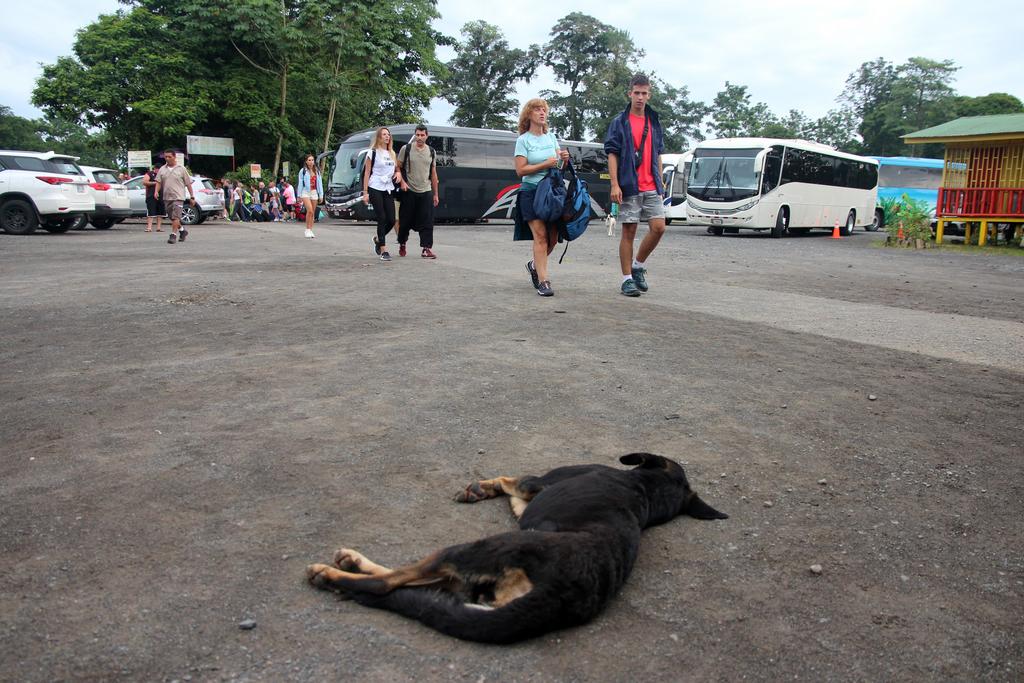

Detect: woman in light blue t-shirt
[514, 98, 569, 297]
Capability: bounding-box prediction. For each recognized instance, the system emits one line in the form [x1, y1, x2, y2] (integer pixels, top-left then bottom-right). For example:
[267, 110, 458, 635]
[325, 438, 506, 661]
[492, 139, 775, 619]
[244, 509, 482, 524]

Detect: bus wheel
[840, 210, 855, 237]
[770, 209, 788, 238]
[867, 208, 883, 232]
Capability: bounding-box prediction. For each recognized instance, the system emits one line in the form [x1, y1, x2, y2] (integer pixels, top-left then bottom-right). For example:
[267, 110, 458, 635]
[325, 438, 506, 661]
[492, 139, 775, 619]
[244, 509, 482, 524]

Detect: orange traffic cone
[831, 220, 841, 239]
[897, 222, 904, 240]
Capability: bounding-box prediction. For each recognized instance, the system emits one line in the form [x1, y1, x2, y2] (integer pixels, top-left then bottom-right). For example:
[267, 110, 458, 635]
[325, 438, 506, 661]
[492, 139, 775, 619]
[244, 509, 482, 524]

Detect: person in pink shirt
[282, 180, 296, 221]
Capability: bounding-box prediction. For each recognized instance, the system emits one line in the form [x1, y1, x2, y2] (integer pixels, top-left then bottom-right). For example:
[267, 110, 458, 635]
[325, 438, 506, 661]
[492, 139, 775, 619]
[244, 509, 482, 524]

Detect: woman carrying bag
[514, 98, 569, 297]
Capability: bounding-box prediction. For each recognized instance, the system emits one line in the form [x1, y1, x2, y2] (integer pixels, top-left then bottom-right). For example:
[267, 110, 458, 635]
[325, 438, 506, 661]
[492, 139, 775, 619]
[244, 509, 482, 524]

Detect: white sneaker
[304, 228, 315, 239]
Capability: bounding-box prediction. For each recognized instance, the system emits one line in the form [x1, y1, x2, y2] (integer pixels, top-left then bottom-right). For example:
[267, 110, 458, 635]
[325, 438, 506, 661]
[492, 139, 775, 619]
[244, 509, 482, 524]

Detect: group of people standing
[216, 154, 325, 239]
[515, 73, 667, 298]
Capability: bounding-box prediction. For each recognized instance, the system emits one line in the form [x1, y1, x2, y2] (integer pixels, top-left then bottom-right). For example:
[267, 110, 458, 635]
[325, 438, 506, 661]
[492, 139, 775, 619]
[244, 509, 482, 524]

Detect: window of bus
[332, 142, 366, 189]
[762, 146, 783, 194]
[878, 165, 942, 190]
[486, 140, 514, 170]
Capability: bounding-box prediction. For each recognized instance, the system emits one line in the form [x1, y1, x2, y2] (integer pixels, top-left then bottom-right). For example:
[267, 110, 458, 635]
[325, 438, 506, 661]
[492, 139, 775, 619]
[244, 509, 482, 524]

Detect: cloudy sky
[4, 0, 1021, 129]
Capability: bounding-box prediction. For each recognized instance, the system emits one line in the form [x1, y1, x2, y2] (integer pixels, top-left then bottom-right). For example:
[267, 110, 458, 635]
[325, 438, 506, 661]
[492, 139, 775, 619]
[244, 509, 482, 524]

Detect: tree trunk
[321, 51, 343, 171]
[273, 61, 288, 177]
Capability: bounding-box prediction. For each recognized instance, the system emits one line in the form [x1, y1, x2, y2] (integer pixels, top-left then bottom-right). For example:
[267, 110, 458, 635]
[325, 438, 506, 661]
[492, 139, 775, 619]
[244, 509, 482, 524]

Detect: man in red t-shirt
[604, 73, 666, 297]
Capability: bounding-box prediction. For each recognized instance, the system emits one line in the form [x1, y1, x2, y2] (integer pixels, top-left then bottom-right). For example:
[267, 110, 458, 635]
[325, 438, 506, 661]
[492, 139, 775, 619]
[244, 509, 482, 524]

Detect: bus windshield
[687, 148, 761, 202]
[331, 141, 366, 189]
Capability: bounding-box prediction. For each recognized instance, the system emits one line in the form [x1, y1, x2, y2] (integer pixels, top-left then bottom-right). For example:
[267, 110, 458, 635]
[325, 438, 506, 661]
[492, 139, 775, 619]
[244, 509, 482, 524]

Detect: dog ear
[684, 493, 729, 520]
[620, 452, 668, 469]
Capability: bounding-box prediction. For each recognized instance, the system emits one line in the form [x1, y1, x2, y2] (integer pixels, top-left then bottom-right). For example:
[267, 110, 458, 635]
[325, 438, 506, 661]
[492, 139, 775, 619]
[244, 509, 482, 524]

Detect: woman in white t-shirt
[362, 127, 403, 261]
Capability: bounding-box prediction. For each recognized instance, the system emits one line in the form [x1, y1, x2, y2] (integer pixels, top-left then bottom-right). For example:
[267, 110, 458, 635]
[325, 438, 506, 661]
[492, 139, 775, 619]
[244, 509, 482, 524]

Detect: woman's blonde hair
[370, 127, 396, 163]
[518, 98, 549, 135]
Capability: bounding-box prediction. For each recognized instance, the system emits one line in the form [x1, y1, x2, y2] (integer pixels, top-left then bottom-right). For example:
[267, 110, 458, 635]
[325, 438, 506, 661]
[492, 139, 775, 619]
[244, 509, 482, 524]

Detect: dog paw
[307, 563, 341, 588]
[333, 548, 363, 572]
[455, 482, 486, 503]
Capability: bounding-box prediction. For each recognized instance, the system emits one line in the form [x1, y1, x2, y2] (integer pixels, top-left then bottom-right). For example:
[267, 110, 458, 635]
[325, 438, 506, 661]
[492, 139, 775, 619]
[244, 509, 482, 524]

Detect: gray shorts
[165, 199, 183, 222]
[619, 191, 665, 223]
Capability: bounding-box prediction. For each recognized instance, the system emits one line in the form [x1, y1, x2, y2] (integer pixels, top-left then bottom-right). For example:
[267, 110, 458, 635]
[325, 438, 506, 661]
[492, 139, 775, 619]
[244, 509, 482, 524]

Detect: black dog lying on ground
[307, 453, 727, 643]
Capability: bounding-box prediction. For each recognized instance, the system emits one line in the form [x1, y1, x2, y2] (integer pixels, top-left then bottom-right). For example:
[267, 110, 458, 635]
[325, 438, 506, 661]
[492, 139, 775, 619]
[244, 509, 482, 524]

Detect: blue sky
[4, 0, 1021, 129]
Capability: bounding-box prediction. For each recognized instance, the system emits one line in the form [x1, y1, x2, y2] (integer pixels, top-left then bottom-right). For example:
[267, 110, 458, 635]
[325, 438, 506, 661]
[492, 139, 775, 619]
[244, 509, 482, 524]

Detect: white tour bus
[660, 152, 692, 225]
[685, 138, 879, 237]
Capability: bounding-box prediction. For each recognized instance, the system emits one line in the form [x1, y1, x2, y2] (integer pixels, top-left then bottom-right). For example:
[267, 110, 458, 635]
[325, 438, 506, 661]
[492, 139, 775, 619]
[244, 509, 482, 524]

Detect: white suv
[0, 150, 95, 234]
[125, 172, 223, 225]
[79, 165, 131, 229]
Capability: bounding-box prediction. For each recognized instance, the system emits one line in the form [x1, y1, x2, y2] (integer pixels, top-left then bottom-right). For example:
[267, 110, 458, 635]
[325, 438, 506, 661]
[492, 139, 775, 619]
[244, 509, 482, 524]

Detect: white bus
[660, 152, 692, 225]
[685, 138, 878, 237]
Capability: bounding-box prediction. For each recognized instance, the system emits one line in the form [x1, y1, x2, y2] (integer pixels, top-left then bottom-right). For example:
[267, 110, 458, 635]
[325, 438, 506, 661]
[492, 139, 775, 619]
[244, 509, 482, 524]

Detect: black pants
[369, 188, 396, 246]
[398, 190, 435, 249]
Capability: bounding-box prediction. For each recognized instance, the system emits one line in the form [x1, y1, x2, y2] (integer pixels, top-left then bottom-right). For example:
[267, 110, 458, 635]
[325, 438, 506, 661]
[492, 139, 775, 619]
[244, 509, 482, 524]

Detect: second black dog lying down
[307, 453, 727, 643]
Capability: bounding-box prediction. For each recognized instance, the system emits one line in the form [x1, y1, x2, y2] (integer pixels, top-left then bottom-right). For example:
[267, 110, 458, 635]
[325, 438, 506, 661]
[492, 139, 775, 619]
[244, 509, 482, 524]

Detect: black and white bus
[322, 124, 610, 222]
[685, 137, 879, 237]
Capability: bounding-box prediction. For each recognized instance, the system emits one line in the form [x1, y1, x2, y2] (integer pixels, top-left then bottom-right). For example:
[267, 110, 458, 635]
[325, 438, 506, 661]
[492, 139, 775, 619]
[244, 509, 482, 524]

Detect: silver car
[125, 173, 224, 225]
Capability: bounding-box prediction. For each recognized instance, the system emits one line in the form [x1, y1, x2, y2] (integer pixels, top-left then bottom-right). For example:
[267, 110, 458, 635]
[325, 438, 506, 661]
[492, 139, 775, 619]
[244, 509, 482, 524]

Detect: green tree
[948, 92, 1024, 118]
[32, 7, 215, 156]
[542, 13, 640, 140]
[0, 106, 47, 151]
[442, 21, 536, 129]
[707, 82, 777, 138]
[840, 57, 960, 155]
[313, 0, 444, 155]
[809, 108, 862, 152]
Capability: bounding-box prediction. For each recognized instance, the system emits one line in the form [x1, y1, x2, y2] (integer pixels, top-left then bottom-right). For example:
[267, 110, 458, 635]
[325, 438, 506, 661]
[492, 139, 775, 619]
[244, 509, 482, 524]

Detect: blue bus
[868, 156, 944, 230]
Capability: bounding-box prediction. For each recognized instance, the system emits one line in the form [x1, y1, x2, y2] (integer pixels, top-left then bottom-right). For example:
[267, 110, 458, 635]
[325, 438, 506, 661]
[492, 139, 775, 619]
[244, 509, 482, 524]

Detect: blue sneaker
[621, 278, 641, 297]
[631, 266, 648, 292]
[526, 260, 539, 289]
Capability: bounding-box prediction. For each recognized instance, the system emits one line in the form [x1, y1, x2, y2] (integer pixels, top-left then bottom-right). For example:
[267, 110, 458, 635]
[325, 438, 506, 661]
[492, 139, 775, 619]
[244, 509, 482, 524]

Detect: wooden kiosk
[903, 113, 1024, 245]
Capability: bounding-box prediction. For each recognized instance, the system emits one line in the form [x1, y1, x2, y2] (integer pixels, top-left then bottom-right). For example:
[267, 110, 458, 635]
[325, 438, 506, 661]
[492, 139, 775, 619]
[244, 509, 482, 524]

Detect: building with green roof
[903, 114, 1024, 244]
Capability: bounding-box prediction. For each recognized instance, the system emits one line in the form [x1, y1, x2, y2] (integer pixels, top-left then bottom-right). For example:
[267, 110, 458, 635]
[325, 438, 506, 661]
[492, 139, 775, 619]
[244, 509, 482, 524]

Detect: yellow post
[979, 220, 989, 246]
[965, 222, 973, 244]
[936, 219, 945, 244]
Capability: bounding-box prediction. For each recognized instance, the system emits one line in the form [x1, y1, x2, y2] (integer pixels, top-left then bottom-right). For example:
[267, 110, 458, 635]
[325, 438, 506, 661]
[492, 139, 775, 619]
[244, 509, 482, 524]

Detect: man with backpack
[604, 73, 666, 297]
[396, 125, 440, 259]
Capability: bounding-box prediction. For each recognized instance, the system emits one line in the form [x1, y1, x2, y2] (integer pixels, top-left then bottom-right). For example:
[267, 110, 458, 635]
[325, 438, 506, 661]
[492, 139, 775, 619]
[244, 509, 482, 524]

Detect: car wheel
[195, 212, 207, 225]
[867, 208, 883, 232]
[91, 218, 115, 230]
[840, 210, 855, 237]
[43, 217, 75, 233]
[1, 199, 39, 235]
[180, 203, 200, 225]
[770, 208, 788, 238]
[71, 214, 89, 230]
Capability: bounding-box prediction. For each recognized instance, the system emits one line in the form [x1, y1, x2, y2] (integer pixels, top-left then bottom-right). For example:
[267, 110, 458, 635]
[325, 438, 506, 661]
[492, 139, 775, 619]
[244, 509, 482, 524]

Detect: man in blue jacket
[604, 74, 666, 297]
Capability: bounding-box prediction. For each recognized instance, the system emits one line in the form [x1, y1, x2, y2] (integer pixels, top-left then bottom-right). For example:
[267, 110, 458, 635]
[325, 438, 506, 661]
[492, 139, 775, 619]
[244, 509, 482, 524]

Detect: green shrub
[885, 193, 933, 247]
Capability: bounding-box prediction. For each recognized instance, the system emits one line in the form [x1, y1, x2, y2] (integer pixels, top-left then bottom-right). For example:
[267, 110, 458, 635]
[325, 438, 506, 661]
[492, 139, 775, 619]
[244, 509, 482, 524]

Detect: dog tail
[349, 588, 561, 644]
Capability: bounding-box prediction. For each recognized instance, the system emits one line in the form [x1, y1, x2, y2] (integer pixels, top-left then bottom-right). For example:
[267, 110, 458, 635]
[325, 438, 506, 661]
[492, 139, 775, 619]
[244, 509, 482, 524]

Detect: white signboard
[186, 135, 235, 157]
[127, 150, 151, 169]
[176, 153, 187, 168]
[282, 161, 290, 178]
[250, 163, 262, 178]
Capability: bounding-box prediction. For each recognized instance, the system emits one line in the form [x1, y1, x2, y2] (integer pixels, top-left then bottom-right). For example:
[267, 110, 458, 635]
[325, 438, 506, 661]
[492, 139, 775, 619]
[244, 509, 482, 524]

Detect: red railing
[937, 187, 1024, 217]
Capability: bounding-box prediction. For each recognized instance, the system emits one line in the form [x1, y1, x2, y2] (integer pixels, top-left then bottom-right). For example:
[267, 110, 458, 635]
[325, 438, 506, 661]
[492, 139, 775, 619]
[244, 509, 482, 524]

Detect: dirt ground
[1, 218, 1022, 682]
